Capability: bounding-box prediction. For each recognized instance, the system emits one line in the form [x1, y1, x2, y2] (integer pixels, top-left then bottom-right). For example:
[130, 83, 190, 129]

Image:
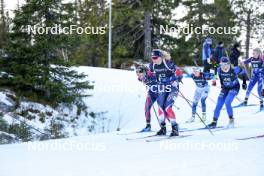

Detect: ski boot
[186, 114, 195, 123]
[140, 124, 151, 132]
[156, 123, 166, 135]
[207, 120, 217, 129]
[170, 123, 179, 137]
[260, 101, 264, 110]
[243, 98, 248, 106]
[227, 117, 235, 128]
[201, 112, 206, 122]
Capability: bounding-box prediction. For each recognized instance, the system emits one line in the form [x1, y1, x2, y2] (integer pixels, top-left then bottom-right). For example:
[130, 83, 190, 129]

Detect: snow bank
[0, 66, 264, 176]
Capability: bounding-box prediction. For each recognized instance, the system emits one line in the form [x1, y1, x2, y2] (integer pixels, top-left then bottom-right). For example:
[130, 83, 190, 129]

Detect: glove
[147, 70, 154, 77]
[159, 77, 170, 84]
[207, 58, 211, 64]
[262, 89, 264, 96]
[212, 59, 217, 65]
[172, 81, 179, 87]
[175, 68, 183, 77]
[212, 80, 216, 86]
[176, 75, 183, 82]
[242, 82, 247, 90]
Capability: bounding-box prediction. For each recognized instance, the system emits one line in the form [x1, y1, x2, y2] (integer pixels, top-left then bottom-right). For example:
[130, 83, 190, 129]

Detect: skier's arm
[234, 66, 247, 76]
[242, 58, 251, 65]
[146, 63, 158, 80]
[203, 72, 215, 80]
[234, 66, 248, 89]
[162, 62, 183, 83]
[137, 64, 156, 84]
[217, 67, 224, 86]
[175, 67, 183, 82]
[169, 61, 183, 82]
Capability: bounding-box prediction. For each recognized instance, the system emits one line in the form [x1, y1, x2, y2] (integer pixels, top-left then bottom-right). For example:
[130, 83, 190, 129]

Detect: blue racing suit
[244, 57, 264, 101]
[191, 72, 214, 114]
[213, 66, 247, 121]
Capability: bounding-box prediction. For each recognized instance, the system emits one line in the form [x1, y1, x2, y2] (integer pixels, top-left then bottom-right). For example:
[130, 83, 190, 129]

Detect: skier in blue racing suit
[185, 67, 214, 123]
[242, 48, 264, 110]
[207, 57, 247, 129]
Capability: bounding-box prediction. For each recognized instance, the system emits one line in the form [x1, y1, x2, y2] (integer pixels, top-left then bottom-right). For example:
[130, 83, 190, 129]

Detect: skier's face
[253, 51, 260, 59]
[152, 56, 162, 64]
[220, 63, 231, 72]
[136, 68, 145, 79]
[193, 70, 200, 77]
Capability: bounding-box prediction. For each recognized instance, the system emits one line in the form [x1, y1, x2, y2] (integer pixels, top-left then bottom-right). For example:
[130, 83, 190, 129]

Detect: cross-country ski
[237, 134, 264, 140]
[145, 134, 192, 142]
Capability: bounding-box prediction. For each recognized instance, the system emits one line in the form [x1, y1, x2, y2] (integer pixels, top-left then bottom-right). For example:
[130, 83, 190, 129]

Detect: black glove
[242, 82, 247, 90]
[262, 89, 264, 97]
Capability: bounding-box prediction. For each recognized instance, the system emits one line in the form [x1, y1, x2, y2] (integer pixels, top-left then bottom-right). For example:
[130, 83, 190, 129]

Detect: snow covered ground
[0, 66, 264, 176]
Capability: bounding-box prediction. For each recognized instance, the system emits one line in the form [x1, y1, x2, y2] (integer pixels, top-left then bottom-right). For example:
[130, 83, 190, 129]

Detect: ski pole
[250, 92, 261, 100]
[208, 96, 217, 105]
[6, 112, 51, 138]
[178, 91, 214, 136]
[148, 91, 178, 126]
[173, 104, 180, 110]
[148, 96, 162, 128]
[178, 94, 202, 108]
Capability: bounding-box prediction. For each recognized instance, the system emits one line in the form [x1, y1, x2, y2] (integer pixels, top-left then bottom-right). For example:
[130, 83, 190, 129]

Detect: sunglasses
[220, 62, 229, 67]
[151, 56, 159, 60]
[136, 69, 144, 73]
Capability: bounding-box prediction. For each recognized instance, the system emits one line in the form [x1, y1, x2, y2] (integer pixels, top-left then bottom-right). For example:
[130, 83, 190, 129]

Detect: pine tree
[70, 0, 108, 66]
[0, 0, 92, 106]
[0, 0, 5, 29]
[174, 0, 239, 65]
[111, 0, 180, 65]
[231, 0, 264, 58]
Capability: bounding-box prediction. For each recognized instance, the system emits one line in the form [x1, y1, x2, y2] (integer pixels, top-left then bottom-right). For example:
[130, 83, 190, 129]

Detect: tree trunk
[0, 0, 5, 48]
[144, 10, 151, 61]
[0, 0, 5, 31]
[245, 11, 251, 59]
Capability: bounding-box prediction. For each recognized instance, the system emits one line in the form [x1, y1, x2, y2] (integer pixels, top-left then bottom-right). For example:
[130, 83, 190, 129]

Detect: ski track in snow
[0, 66, 264, 176]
